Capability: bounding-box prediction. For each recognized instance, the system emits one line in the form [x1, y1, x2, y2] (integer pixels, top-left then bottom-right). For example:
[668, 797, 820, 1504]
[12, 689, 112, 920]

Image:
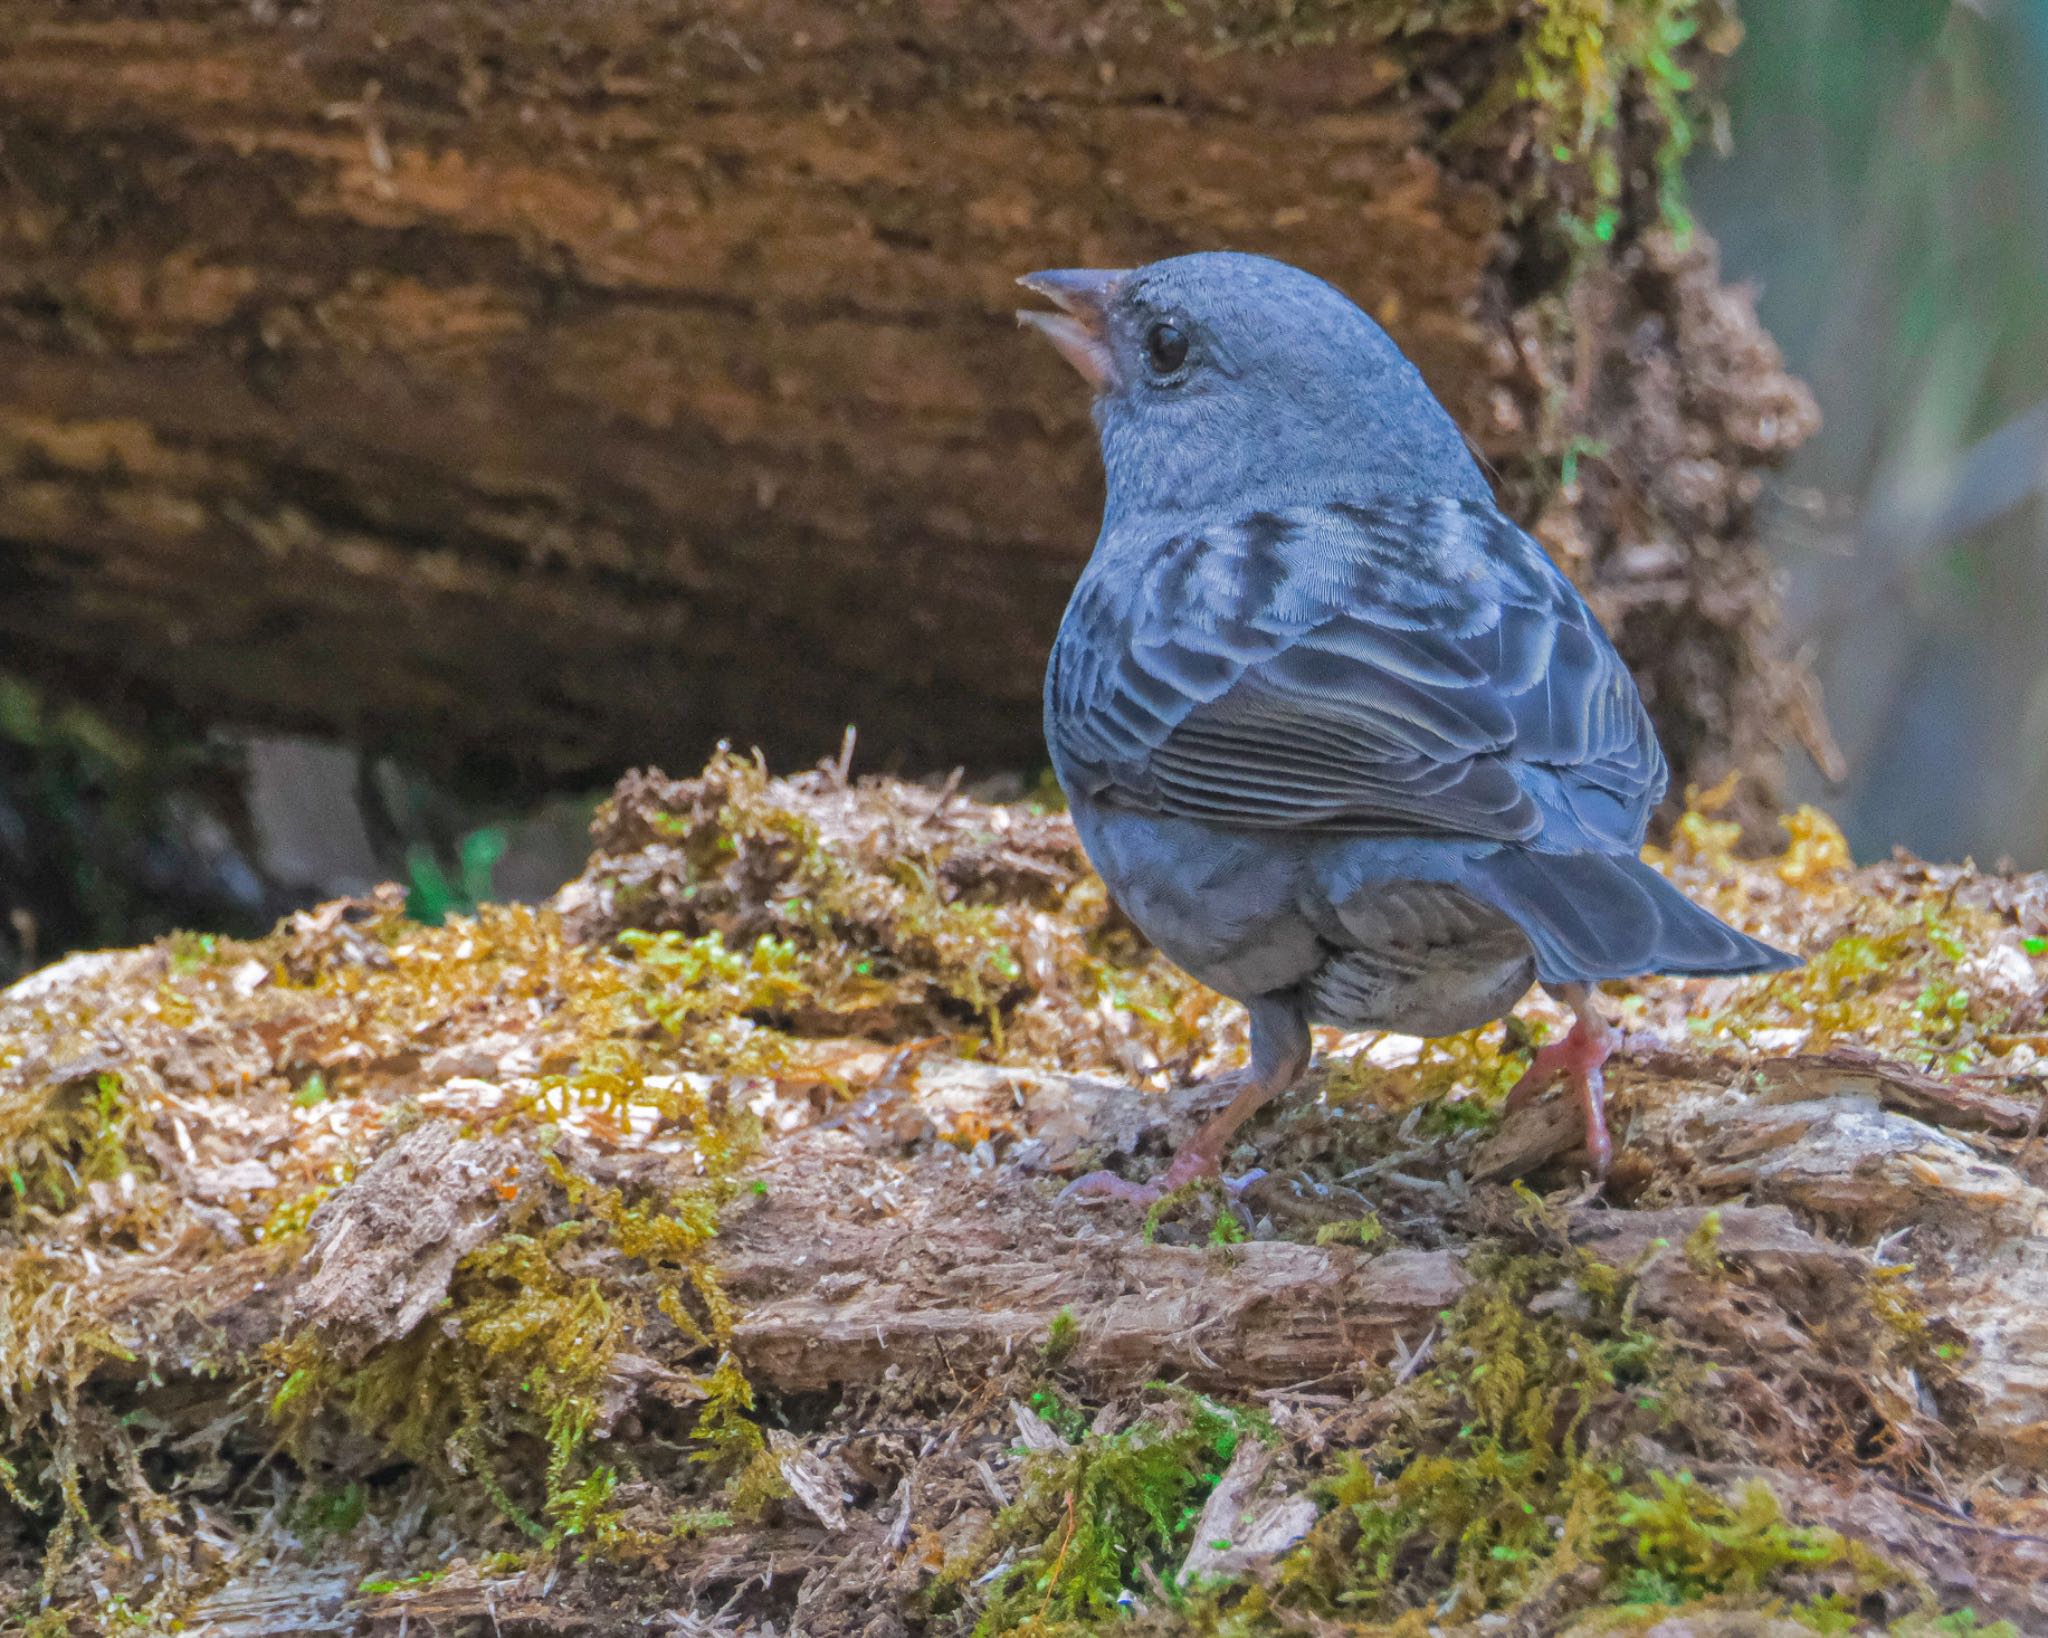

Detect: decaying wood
[6, 762, 2048, 1631]
[183, 1570, 357, 1638]
[726, 1172, 1469, 1395]
[720, 1065, 1895, 1399]
[1609, 1615, 1812, 1638]
[290, 1118, 522, 1360]
[1688, 1097, 2038, 1241]
[1176, 1441, 1318, 1588]
[1934, 1225, 2048, 1466]
[0, 1, 1817, 802]
[1694, 1462, 2048, 1630]
[1754, 1047, 2046, 1136]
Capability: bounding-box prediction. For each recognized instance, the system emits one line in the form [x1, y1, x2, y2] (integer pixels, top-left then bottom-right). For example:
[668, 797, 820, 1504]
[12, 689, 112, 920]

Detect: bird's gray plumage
[1049, 498, 1663, 854]
[1033, 251, 1796, 1046]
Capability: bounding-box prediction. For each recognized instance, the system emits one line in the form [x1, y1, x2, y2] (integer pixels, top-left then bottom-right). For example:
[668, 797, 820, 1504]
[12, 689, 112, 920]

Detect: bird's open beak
[1017, 268, 1129, 392]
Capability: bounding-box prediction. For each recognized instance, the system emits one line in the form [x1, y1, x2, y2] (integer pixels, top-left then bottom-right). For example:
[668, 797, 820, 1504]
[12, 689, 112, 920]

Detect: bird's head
[1018, 251, 1488, 526]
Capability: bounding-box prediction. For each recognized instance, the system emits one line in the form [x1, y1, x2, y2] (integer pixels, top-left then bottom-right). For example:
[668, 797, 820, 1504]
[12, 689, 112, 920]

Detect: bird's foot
[1058, 1168, 1173, 1206]
[1059, 1001, 1309, 1211]
[1504, 1007, 1616, 1176]
[1058, 1148, 1265, 1207]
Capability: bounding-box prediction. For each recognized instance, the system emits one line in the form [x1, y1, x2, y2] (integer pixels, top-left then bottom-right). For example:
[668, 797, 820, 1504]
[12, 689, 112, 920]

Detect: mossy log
[0, 0, 1822, 802]
[4, 758, 2048, 1632]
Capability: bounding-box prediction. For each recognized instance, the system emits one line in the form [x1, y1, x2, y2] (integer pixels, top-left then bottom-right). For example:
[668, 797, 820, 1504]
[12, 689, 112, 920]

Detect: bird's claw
[1058, 1168, 1170, 1206]
[1058, 1157, 1267, 1206]
[1504, 1002, 1617, 1177]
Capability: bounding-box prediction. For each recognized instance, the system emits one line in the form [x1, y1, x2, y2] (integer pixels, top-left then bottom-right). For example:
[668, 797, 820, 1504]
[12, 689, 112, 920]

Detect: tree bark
[0, 0, 1821, 800]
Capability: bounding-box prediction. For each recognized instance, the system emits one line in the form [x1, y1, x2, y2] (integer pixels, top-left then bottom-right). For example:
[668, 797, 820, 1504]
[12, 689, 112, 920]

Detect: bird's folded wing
[1048, 498, 1666, 851]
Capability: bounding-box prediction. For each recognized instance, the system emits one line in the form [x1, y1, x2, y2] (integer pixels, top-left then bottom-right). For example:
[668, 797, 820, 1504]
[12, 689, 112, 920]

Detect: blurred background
[1, 0, 2044, 977]
[1695, 0, 2048, 869]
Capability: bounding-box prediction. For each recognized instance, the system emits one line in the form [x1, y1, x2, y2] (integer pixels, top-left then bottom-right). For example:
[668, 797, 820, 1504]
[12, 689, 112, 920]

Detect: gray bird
[1018, 252, 1799, 1201]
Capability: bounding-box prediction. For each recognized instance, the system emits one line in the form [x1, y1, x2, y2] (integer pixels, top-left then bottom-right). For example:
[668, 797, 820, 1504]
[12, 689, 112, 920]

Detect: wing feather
[1045, 497, 1666, 851]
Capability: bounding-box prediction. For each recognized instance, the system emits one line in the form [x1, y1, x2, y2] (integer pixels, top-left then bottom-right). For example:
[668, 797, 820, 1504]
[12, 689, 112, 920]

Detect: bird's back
[1048, 496, 1796, 995]
[1046, 494, 1668, 857]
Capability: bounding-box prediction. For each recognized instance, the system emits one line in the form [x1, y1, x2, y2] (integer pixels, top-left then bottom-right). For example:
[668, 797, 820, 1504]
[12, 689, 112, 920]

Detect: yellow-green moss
[1324, 1020, 1527, 1118]
[691, 1354, 767, 1475]
[268, 1153, 755, 1547]
[1293, 1243, 1680, 1619]
[0, 1070, 151, 1222]
[628, 753, 1039, 1028]
[590, 751, 1219, 1078]
[1649, 789, 2036, 1071]
[1314, 1211, 1385, 1249]
[1682, 1209, 1725, 1277]
[1041, 1307, 1082, 1370]
[1511, 0, 1725, 236]
[1250, 1226, 1928, 1631]
[958, 1238, 1759, 1634]
[196, 900, 774, 1557]
[1166, 0, 1728, 234]
[1606, 1472, 1860, 1605]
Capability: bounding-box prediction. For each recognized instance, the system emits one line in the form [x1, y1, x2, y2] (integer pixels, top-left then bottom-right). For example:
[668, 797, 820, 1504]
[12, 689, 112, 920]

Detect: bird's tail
[1469, 849, 1801, 986]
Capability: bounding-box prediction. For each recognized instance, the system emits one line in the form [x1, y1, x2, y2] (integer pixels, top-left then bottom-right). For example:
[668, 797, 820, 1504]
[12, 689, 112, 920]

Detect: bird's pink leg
[1061, 999, 1311, 1206]
[1504, 983, 1617, 1175]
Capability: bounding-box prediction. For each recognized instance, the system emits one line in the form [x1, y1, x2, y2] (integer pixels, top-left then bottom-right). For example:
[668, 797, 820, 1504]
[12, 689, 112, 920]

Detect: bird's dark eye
[1145, 321, 1189, 375]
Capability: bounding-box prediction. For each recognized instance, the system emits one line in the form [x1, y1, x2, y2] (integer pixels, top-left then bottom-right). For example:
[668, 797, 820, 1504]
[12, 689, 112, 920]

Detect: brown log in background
[0, 0, 1821, 800]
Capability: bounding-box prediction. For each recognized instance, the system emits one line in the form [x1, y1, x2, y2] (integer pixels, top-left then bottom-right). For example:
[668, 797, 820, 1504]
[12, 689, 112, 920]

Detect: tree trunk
[0, 0, 1824, 802]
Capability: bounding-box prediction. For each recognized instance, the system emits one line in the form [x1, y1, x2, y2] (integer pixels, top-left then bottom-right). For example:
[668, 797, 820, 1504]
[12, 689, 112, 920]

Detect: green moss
[165, 930, 220, 972]
[1511, 0, 1719, 236]
[0, 759, 1095, 1614]
[1232, 1228, 1928, 1631]
[624, 752, 1040, 1032]
[1165, 0, 1725, 235]
[1295, 1245, 1679, 1618]
[1649, 797, 2028, 1071]
[292, 1483, 369, 1537]
[267, 1152, 763, 1547]
[1417, 1091, 1504, 1138]
[1324, 1023, 1524, 1120]
[1607, 1472, 1852, 1604]
[549, 1153, 739, 1343]
[586, 750, 1218, 1086]
[1682, 1210, 1725, 1278]
[268, 1213, 622, 1542]
[1042, 1307, 1082, 1370]
[619, 927, 816, 1036]
[1747, 906, 1998, 1071]
[0, 1070, 152, 1221]
[1314, 1211, 1386, 1249]
[1142, 1177, 1227, 1243]
[358, 1568, 447, 1596]
[545, 1465, 623, 1547]
[691, 1354, 767, 1475]
[725, 1444, 792, 1520]
[1024, 1385, 1097, 1447]
[255, 913, 764, 1557]
[257, 1176, 341, 1242]
[669, 1505, 736, 1538]
[969, 1391, 1264, 1633]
